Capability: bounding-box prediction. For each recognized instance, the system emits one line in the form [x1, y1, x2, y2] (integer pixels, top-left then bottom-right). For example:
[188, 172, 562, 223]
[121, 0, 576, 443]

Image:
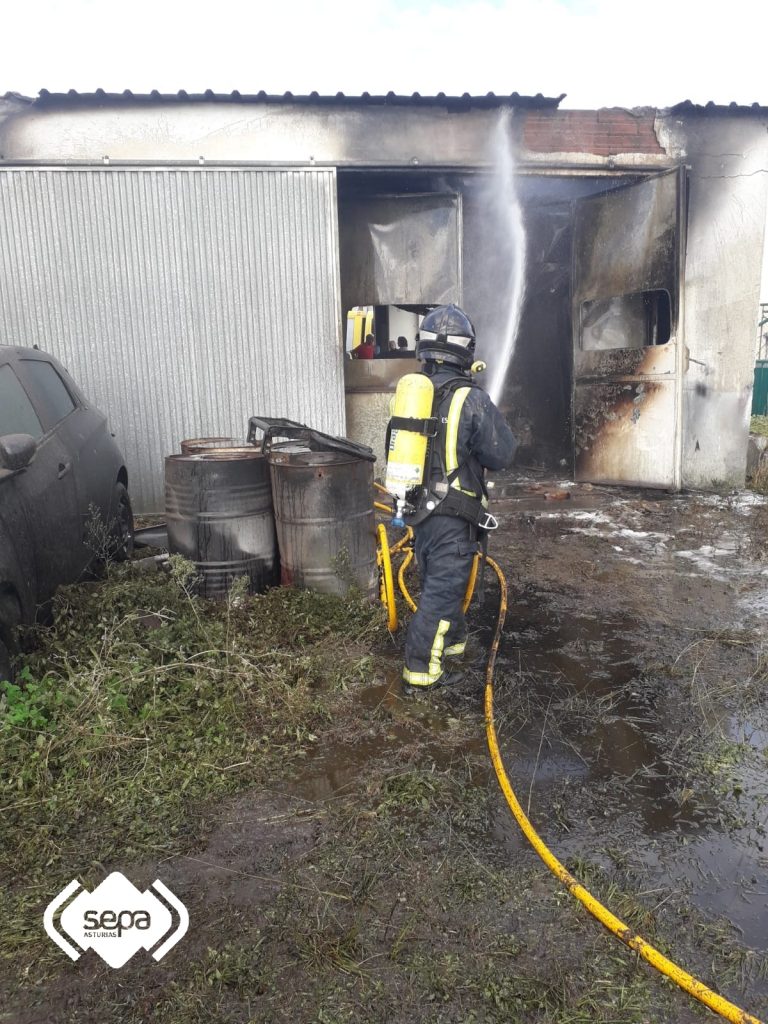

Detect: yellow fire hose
[480, 555, 762, 1024]
[376, 524, 397, 631]
[375, 496, 762, 1024]
[375, 493, 477, 619]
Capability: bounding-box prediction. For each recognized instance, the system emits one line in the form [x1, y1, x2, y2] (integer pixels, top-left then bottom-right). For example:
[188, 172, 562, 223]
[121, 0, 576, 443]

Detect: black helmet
[417, 304, 476, 369]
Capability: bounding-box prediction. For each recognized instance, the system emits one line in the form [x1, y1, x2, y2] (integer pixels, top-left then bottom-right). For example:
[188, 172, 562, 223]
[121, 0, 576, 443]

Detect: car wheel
[110, 482, 135, 562]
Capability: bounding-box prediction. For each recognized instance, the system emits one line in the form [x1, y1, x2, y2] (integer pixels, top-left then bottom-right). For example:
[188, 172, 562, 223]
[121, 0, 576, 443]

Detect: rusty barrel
[267, 446, 376, 598]
[180, 436, 241, 455]
[165, 449, 279, 599]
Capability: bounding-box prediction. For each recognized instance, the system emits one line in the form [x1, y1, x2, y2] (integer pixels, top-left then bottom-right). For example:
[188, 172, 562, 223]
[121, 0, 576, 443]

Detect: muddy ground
[2, 482, 768, 1024]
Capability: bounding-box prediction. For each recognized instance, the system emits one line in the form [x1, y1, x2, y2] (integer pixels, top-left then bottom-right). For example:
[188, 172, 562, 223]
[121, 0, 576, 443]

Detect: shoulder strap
[427, 378, 466, 485]
[439, 381, 488, 499]
[435, 376, 481, 400]
[402, 375, 485, 521]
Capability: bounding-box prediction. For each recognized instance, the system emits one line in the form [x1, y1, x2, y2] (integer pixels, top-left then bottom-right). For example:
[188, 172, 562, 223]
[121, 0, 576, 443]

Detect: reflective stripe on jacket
[429, 367, 518, 499]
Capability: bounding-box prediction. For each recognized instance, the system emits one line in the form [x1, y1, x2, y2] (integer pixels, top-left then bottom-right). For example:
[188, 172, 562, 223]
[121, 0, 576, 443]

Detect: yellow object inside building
[346, 306, 374, 353]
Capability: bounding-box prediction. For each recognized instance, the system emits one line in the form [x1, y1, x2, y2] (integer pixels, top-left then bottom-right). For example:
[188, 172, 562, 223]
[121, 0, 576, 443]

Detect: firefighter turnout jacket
[413, 364, 517, 521]
[401, 363, 517, 688]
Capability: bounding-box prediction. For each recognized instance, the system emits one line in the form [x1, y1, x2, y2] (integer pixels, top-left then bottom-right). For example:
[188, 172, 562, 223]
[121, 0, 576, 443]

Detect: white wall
[387, 307, 419, 349]
[658, 112, 768, 486]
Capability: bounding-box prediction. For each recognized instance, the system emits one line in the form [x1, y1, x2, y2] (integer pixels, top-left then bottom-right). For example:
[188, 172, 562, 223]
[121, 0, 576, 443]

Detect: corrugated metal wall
[0, 167, 343, 511]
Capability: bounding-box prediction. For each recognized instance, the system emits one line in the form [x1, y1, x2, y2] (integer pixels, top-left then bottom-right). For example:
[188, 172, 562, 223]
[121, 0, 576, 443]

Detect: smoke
[482, 110, 527, 406]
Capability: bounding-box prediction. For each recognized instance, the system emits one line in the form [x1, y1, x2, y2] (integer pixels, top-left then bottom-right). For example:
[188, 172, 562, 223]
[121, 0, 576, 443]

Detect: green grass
[0, 558, 383, 973]
[750, 415, 768, 438]
[3, 556, 768, 1024]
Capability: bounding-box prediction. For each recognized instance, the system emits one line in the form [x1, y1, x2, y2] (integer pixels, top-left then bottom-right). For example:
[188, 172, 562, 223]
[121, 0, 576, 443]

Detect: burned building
[0, 90, 765, 510]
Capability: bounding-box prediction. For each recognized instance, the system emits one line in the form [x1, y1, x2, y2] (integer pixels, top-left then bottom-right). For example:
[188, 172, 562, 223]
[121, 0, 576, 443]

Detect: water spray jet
[485, 110, 528, 406]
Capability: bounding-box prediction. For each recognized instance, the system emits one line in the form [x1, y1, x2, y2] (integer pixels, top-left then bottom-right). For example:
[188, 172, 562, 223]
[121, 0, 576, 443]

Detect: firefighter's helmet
[417, 304, 476, 370]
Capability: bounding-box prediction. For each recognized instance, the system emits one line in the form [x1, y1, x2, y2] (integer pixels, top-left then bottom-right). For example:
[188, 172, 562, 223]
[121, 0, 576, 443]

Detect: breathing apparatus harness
[385, 361, 498, 591]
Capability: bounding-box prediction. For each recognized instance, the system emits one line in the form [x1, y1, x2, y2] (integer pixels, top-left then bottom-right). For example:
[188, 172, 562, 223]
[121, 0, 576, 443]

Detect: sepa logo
[44, 871, 188, 968]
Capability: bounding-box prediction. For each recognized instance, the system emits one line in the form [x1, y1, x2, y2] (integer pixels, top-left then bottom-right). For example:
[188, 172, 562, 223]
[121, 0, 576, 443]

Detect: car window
[20, 360, 76, 428]
[0, 364, 43, 439]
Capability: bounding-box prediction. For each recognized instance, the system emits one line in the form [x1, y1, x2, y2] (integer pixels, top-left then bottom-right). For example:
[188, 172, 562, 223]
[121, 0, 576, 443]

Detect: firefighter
[388, 304, 518, 691]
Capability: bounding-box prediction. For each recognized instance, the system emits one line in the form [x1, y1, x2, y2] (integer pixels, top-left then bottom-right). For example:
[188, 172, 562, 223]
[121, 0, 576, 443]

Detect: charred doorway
[571, 167, 685, 488]
[337, 167, 684, 486]
[465, 168, 685, 486]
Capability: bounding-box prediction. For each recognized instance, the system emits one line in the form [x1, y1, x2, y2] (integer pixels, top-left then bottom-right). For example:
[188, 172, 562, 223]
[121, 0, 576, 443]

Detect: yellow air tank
[385, 373, 434, 525]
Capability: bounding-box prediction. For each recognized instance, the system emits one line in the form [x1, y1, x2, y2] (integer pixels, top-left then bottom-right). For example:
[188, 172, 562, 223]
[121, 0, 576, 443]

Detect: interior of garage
[338, 167, 651, 475]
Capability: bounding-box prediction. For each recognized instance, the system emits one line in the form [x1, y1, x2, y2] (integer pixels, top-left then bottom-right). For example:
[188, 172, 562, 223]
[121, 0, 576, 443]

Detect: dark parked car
[0, 346, 134, 680]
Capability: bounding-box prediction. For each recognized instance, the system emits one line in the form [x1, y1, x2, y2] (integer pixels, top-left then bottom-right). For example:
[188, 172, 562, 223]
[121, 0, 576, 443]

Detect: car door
[18, 356, 108, 568]
[1, 359, 83, 601]
[0, 362, 41, 620]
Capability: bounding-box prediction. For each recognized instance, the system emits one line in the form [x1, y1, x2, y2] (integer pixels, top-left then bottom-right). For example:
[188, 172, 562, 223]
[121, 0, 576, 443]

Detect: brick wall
[523, 109, 662, 155]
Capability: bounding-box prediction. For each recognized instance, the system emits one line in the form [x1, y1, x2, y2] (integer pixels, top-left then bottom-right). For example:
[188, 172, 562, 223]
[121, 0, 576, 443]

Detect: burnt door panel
[572, 168, 684, 488]
[574, 381, 677, 486]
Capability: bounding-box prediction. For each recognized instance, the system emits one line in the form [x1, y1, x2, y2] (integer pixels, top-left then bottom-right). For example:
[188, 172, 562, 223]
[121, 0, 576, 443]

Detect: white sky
[1, 0, 765, 110]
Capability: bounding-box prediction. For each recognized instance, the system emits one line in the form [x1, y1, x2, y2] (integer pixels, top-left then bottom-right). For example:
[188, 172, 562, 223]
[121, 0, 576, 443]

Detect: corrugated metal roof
[9, 88, 565, 110]
[669, 100, 768, 114]
[7, 91, 766, 116]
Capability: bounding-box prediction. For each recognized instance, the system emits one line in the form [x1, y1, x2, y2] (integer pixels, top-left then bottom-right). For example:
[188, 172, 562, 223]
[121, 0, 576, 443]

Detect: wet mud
[293, 482, 768, 969]
[7, 482, 768, 1023]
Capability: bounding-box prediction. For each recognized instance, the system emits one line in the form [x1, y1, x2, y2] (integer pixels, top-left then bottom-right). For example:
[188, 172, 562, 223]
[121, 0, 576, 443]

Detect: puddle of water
[288, 496, 768, 955]
[289, 666, 487, 803]
[498, 602, 697, 825]
[489, 595, 768, 951]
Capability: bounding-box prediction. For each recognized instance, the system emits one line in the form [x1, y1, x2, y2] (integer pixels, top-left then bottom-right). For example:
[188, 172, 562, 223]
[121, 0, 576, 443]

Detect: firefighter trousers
[403, 515, 478, 687]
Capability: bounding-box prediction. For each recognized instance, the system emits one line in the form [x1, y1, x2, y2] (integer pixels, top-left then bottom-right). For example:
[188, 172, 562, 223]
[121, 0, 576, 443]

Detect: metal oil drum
[180, 436, 241, 455]
[165, 448, 279, 599]
[267, 446, 376, 598]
